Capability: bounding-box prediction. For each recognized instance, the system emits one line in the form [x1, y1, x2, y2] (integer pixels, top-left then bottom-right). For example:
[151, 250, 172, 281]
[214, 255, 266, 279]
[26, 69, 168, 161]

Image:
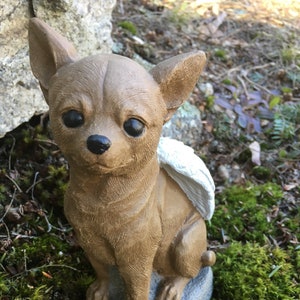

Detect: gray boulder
[0, 0, 116, 137]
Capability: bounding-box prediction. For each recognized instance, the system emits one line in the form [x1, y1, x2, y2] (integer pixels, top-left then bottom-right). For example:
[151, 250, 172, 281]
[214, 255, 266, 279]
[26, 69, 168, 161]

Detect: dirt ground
[111, 0, 300, 202]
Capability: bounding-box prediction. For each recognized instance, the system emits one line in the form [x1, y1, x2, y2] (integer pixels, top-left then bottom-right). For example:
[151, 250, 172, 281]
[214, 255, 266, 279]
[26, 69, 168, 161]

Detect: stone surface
[0, 0, 116, 137]
[109, 267, 213, 300]
[162, 101, 203, 147]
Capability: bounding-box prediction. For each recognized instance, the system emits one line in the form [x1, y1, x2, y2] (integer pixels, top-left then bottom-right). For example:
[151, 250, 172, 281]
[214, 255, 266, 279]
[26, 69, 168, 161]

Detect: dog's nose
[87, 135, 111, 155]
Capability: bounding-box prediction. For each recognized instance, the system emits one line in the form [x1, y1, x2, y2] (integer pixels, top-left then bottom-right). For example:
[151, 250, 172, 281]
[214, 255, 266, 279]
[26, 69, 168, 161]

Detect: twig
[3, 232, 37, 239]
[5, 175, 22, 193]
[237, 75, 249, 98]
[43, 214, 70, 233]
[0, 222, 11, 243]
[242, 74, 273, 94]
[0, 189, 17, 222]
[11, 263, 80, 278]
[25, 177, 43, 194]
[31, 172, 39, 200]
[8, 134, 16, 171]
[247, 62, 276, 71]
[34, 138, 57, 146]
[215, 63, 249, 80]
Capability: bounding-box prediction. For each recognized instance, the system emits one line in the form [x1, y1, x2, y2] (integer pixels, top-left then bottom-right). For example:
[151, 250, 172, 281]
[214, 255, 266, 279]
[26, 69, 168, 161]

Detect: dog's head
[29, 18, 206, 175]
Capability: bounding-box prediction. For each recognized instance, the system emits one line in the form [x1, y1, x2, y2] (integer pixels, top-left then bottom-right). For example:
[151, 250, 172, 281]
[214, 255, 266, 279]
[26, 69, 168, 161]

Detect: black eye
[123, 118, 145, 137]
[62, 110, 84, 128]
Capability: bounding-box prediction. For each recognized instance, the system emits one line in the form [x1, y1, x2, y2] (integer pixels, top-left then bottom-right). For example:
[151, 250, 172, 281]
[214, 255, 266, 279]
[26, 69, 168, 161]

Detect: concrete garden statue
[28, 18, 216, 300]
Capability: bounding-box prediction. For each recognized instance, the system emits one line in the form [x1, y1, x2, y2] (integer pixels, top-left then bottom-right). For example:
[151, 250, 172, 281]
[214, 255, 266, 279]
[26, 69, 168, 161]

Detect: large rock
[0, 0, 116, 137]
[162, 101, 203, 147]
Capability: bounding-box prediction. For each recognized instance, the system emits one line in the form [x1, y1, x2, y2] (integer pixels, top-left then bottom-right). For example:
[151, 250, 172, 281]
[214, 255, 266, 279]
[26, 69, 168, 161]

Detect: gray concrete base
[108, 267, 213, 300]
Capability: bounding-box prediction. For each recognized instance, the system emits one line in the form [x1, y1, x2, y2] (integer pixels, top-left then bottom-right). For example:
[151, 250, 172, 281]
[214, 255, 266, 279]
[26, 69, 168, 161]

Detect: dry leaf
[249, 141, 261, 166]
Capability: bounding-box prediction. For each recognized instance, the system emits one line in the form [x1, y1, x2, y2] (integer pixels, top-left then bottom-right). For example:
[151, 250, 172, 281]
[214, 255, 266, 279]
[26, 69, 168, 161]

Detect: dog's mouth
[79, 158, 132, 174]
[87, 162, 114, 172]
[67, 151, 134, 174]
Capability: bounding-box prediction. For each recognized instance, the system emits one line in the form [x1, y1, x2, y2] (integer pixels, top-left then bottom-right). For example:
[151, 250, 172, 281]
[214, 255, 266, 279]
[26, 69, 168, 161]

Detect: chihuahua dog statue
[29, 18, 215, 300]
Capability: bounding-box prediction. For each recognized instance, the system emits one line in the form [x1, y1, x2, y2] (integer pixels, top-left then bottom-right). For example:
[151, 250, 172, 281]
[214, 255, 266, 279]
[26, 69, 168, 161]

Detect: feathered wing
[157, 137, 215, 220]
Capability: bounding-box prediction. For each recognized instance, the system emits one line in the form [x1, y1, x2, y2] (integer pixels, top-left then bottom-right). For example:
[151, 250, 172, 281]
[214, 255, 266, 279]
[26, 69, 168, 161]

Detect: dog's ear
[28, 18, 79, 102]
[150, 51, 206, 123]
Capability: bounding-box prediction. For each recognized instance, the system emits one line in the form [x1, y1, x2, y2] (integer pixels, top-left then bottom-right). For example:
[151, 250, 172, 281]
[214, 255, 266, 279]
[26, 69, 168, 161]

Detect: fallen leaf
[42, 271, 53, 279]
[215, 96, 233, 109]
[283, 184, 297, 191]
[238, 114, 248, 128]
[249, 117, 262, 133]
[249, 141, 261, 165]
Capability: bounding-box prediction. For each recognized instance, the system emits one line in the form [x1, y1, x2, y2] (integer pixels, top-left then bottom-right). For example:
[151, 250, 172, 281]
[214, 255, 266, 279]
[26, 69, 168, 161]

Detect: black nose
[87, 135, 111, 155]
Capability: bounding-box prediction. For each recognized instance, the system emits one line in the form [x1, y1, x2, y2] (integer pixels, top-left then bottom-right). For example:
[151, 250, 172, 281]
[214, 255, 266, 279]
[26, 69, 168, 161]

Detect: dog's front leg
[117, 244, 157, 300]
[119, 263, 153, 300]
[86, 256, 110, 300]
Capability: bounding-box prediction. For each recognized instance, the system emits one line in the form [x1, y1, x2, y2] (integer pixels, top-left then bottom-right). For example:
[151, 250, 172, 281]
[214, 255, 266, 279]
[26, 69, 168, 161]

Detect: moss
[35, 164, 69, 208]
[251, 166, 272, 180]
[206, 95, 215, 109]
[209, 183, 283, 243]
[214, 48, 228, 61]
[0, 234, 93, 299]
[118, 21, 138, 35]
[213, 242, 300, 300]
[0, 120, 94, 299]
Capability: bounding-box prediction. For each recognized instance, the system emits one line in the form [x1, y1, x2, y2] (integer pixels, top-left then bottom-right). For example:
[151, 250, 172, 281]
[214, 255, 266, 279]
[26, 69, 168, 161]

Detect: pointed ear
[150, 51, 206, 122]
[28, 18, 79, 102]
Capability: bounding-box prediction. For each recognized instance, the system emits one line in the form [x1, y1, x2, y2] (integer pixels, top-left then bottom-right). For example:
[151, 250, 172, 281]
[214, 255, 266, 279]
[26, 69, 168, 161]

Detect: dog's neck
[67, 155, 160, 209]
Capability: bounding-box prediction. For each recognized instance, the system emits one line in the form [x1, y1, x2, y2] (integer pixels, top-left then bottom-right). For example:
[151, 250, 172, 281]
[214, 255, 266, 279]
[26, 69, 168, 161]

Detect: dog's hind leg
[157, 211, 215, 299]
[173, 211, 210, 274]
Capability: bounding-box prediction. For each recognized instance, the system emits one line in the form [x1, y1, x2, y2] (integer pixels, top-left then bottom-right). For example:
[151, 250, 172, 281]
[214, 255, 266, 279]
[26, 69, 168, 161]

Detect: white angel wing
[157, 137, 215, 220]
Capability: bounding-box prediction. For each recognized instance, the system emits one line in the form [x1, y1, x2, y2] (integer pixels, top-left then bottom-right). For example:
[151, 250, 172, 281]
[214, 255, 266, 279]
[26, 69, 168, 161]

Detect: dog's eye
[62, 110, 84, 128]
[123, 118, 145, 137]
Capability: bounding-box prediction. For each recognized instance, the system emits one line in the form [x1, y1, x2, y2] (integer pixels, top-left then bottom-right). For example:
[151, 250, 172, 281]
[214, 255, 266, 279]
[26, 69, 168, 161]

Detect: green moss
[0, 234, 93, 299]
[118, 21, 138, 35]
[213, 242, 300, 300]
[210, 183, 283, 243]
[214, 48, 228, 61]
[35, 164, 69, 207]
[206, 95, 215, 109]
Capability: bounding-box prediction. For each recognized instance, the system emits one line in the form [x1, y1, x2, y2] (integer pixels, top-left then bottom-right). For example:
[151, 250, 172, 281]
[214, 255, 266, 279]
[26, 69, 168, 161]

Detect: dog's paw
[156, 277, 189, 300]
[86, 280, 109, 300]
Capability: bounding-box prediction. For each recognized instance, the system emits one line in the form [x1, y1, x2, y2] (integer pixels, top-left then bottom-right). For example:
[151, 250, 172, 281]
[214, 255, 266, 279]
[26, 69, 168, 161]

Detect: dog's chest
[64, 190, 119, 263]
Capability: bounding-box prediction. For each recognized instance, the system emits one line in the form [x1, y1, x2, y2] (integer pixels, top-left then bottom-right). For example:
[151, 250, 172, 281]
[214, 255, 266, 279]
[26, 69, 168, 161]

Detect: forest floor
[0, 0, 299, 299]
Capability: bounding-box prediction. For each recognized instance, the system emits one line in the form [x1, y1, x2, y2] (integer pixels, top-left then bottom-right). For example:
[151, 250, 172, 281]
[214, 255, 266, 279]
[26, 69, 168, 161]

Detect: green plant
[213, 242, 300, 300]
[118, 21, 137, 35]
[270, 103, 300, 144]
[210, 183, 283, 244]
[214, 48, 228, 61]
[165, 1, 192, 26]
[0, 234, 93, 299]
[281, 47, 300, 65]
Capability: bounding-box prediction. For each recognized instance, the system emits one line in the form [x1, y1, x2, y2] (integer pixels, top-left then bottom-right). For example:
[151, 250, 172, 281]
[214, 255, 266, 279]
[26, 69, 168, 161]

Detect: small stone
[198, 82, 214, 97]
[218, 165, 230, 181]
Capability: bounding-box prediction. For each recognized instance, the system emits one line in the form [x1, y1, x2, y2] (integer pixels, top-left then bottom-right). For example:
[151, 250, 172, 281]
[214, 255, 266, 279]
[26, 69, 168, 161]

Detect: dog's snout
[87, 135, 111, 155]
